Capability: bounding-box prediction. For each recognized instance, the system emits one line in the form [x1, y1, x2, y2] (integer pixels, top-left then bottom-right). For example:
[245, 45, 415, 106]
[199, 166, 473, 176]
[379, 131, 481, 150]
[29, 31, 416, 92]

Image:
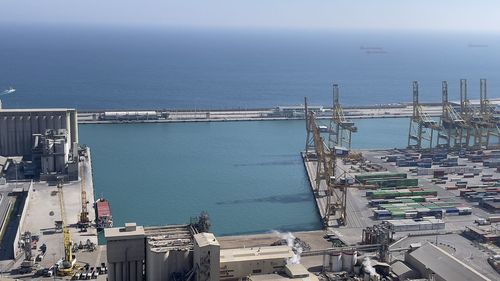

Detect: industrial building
[0, 108, 80, 181]
[404, 242, 491, 281]
[145, 225, 196, 281]
[220, 246, 293, 280]
[464, 225, 500, 245]
[0, 109, 78, 157]
[194, 232, 220, 281]
[105, 223, 309, 281]
[271, 105, 325, 118]
[104, 223, 146, 281]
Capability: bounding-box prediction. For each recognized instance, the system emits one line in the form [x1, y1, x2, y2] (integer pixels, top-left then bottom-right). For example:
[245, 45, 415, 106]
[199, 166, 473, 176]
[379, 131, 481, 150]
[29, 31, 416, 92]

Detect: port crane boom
[57, 181, 76, 276]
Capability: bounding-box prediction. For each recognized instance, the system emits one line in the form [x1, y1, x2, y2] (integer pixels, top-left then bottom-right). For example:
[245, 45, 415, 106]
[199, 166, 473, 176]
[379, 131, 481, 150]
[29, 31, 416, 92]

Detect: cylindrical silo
[329, 252, 342, 272]
[115, 262, 122, 281]
[54, 139, 66, 173]
[341, 251, 354, 273]
[323, 254, 330, 271]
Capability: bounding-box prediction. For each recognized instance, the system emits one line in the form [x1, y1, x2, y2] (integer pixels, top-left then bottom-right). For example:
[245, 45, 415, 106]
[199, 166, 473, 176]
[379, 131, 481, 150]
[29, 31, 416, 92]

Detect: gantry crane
[304, 97, 316, 155]
[475, 79, 500, 148]
[305, 87, 357, 226]
[305, 109, 348, 225]
[437, 81, 467, 149]
[328, 84, 357, 150]
[407, 81, 440, 150]
[458, 79, 476, 147]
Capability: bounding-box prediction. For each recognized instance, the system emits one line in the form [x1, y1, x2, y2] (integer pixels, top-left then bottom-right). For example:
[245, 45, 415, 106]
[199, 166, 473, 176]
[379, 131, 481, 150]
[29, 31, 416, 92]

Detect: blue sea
[1, 24, 499, 109]
[2, 24, 500, 235]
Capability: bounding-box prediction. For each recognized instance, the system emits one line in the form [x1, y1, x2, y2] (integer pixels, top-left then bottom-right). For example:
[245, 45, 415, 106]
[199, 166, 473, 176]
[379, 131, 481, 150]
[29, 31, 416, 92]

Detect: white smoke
[362, 257, 378, 277]
[272, 230, 303, 265]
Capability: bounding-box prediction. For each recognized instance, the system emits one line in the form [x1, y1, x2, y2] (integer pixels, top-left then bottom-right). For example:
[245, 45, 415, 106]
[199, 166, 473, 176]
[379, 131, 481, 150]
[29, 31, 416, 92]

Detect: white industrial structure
[193, 232, 220, 281]
[405, 242, 491, 281]
[220, 246, 293, 280]
[105, 223, 314, 281]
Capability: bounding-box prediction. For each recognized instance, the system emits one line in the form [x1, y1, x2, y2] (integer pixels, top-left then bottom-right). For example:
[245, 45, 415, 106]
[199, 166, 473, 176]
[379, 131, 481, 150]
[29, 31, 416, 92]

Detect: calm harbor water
[80, 118, 408, 235]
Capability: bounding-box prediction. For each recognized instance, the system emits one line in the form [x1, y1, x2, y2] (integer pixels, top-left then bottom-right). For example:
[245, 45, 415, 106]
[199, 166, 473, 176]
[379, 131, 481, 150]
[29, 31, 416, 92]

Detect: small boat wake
[1, 86, 16, 96]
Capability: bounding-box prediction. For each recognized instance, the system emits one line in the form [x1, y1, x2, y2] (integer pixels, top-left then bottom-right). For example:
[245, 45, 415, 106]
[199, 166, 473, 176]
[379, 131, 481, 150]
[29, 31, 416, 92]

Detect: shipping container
[355, 172, 407, 182]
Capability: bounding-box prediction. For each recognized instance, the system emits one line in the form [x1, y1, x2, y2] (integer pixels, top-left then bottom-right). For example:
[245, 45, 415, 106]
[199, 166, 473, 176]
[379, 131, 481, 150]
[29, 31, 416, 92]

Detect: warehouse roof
[406, 242, 491, 281]
[284, 264, 309, 278]
[391, 260, 417, 278]
[104, 222, 145, 240]
[220, 245, 293, 263]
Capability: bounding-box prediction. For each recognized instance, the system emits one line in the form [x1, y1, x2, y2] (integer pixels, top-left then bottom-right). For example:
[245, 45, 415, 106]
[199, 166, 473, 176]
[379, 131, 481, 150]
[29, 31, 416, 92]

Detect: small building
[390, 260, 419, 281]
[194, 232, 220, 281]
[102, 111, 159, 121]
[105, 223, 146, 281]
[405, 242, 491, 281]
[271, 105, 324, 118]
[220, 246, 294, 280]
[464, 226, 500, 245]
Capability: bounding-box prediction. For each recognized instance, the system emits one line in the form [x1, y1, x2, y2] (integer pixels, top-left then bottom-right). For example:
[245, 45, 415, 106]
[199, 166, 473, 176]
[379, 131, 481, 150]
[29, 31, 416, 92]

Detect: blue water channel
[80, 118, 408, 235]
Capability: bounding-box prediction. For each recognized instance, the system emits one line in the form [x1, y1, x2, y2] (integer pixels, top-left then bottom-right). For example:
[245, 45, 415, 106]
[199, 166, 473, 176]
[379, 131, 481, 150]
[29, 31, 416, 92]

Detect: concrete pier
[5, 147, 100, 272]
[301, 152, 378, 230]
[75, 103, 470, 124]
[301, 153, 337, 227]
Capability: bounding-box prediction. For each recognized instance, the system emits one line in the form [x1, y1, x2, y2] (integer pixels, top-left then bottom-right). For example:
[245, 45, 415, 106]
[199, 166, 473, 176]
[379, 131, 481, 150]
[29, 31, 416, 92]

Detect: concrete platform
[2, 148, 104, 279]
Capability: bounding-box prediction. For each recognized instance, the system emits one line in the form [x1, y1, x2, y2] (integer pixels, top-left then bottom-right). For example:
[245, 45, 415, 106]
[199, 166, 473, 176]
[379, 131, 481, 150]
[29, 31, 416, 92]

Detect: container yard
[299, 80, 500, 281]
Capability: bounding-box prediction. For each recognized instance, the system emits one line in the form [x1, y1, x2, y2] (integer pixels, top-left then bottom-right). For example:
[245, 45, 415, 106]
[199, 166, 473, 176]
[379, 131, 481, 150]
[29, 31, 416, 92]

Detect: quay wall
[13, 180, 33, 259]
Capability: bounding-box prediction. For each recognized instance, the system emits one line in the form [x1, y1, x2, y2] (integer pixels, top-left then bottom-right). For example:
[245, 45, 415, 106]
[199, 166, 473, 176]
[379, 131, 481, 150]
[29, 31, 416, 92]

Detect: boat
[318, 125, 329, 133]
[95, 198, 113, 231]
[1, 87, 15, 95]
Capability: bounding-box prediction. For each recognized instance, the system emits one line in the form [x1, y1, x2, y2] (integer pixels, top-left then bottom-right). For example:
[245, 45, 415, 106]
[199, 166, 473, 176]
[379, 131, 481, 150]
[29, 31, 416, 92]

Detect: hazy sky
[2, 0, 500, 32]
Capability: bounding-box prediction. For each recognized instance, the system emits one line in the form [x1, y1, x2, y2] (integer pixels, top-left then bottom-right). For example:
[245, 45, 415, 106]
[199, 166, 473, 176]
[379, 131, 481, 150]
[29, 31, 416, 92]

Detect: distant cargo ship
[95, 198, 113, 231]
